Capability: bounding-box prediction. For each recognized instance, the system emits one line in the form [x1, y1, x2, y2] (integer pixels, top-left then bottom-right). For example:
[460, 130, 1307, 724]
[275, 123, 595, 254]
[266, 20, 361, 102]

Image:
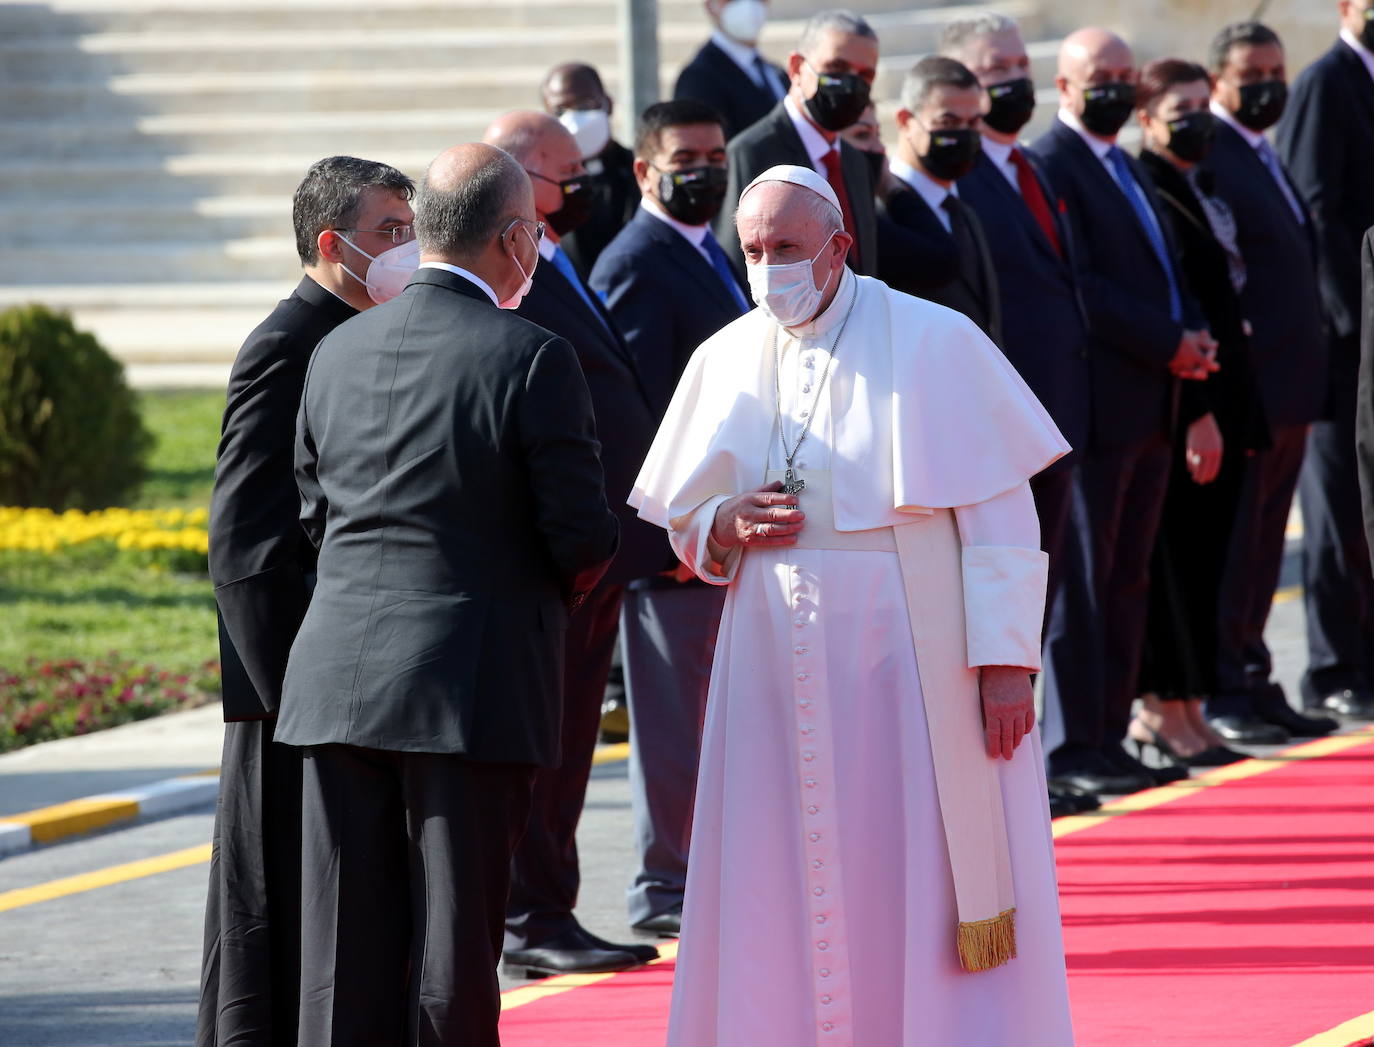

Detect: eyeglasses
[336, 225, 415, 245]
[502, 216, 546, 243]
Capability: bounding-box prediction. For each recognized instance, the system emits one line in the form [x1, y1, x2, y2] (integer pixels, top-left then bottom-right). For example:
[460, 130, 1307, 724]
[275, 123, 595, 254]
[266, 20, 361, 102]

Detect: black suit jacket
[1278, 39, 1374, 341]
[876, 183, 1001, 345]
[277, 269, 618, 766]
[560, 139, 639, 279]
[209, 276, 356, 721]
[1206, 120, 1326, 428]
[674, 39, 787, 141]
[1356, 228, 1374, 569]
[1140, 150, 1270, 452]
[590, 206, 748, 417]
[960, 150, 1091, 465]
[1034, 120, 1202, 450]
[716, 102, 879, 277]
[517, 246, 666, 584]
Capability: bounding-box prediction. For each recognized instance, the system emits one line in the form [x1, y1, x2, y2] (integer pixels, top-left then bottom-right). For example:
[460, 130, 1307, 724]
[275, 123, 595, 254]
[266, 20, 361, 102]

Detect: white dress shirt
[783, 94, 836, 176]
[980, 136, 1021, 192]
[889, 157, 955, 232]
[640, 196, 712, 265]
[1341, 27, 1374, 83]
[711, 29, 770, 89]
[418, 261, 499, 306]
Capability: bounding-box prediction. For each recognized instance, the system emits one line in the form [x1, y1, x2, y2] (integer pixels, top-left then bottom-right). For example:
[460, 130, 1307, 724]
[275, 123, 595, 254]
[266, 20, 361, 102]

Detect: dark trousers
[1050, 435, 1172, 754]
[197, 716, 302, 1047]
[1301, 338, 1374, 698]
[1209, 424, 1307, 717]
[1031, 465, 1076, 618]
[505, 582, 624, 949]
[297, 745, 534, 1047]
[622, 580, 727, 925]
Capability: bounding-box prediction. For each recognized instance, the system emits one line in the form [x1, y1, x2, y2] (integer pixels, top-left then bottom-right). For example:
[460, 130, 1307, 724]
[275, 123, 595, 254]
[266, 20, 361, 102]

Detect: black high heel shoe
[1188, 745, 1248, 767]
[1127, 719, 1195, 769]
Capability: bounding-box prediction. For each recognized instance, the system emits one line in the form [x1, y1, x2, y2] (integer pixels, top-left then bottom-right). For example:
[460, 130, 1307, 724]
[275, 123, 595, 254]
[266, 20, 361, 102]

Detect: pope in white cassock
[630, 165, 1077, 1046]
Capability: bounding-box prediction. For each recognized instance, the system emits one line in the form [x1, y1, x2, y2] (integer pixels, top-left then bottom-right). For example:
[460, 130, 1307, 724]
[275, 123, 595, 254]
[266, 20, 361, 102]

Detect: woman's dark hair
[1137, 58, 1212, 113]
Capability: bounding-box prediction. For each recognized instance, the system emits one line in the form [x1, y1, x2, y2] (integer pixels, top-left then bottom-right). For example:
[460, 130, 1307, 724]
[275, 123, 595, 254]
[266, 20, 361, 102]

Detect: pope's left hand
[979, 666, 1035, 761]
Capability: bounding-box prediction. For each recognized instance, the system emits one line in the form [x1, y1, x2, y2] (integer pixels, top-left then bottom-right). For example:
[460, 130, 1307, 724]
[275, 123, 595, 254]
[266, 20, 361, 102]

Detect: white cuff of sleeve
[961, 545, 1048, 670]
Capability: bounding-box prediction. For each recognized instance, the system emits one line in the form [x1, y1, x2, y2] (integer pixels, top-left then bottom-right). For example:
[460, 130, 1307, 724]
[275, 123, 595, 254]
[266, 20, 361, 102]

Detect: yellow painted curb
[0, 844, 211, 913]
[1291, 1009, 1374, 1047]
[591, 742, 630, 766]
[2, 796, 141, 844]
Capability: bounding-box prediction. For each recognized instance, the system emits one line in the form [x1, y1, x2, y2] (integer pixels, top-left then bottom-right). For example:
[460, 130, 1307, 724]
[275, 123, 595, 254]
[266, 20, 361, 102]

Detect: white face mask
[499, 227, 539, 310]
[746, 231, 838, 328]
[336, 235, 419, 305]
[558, 108, 612, 161]
[719, 0, 768, 45]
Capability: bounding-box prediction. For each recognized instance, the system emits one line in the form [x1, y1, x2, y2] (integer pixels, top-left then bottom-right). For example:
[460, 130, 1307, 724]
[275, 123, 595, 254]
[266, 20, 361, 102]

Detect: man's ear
[787, 51, 805, 87]
[316, 229, 345, 265]
[831, 228, 854, 262]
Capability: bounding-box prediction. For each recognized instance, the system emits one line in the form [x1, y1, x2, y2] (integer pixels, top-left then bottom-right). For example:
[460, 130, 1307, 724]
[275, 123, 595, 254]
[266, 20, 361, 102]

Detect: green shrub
[0, 304, 153, 510]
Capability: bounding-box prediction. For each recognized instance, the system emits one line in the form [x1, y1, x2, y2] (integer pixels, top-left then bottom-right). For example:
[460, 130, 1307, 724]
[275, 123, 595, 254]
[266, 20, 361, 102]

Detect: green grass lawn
[0, 388, 224, 677]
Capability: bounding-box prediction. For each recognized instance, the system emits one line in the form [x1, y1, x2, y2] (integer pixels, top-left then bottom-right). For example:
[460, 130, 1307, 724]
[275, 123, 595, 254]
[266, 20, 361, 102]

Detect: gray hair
[940, 11, 1018, 59]
[899, 54, 980, 113]
[798, 9, 877, 56]
[292, 156, 415, 266]
[414, 149, 528, 258]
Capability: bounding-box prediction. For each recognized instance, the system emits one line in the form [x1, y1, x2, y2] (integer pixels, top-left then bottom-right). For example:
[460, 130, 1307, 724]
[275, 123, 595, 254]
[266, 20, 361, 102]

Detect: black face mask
[803, 67, 872, 132]
[1164, 110, 1216, 163]
[655, 164, 728, 226]
[1234, 80, 1287, 132]
[921, 126, 982, 182]
[529, 172, 595, 236]
[984, 77, 1037, 135]
[1079, 81, 1137, 137]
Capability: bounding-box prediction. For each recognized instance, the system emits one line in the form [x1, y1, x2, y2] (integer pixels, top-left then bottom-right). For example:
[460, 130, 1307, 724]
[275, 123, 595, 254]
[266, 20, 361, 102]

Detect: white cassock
[630, 271, 1076, 1046]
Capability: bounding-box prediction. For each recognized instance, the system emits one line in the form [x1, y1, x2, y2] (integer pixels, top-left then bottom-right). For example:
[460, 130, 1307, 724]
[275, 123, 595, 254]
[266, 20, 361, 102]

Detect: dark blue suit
[1205, 119, 1328, 715]
[1033, 118, 1202, 759]
[591, 205, 747, 925]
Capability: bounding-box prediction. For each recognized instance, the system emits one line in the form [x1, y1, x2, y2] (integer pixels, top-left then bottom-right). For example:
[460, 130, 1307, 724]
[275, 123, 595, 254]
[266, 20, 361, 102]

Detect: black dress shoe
[1254, 683, 1338, 737]
[1047, 781, 1101, 814]
[1207, 712, 1290, 746]
[576, 925, 660, 963]
[1102, 744, 1189, 786]
[1048, 791, 1077, 819]
[1047, 749, 1153, 795]
[1319, 688, 1374, 720]
[631, 908, 682, 938]
[503, 929, 641, 979]
[1188, 745, 1248, 767]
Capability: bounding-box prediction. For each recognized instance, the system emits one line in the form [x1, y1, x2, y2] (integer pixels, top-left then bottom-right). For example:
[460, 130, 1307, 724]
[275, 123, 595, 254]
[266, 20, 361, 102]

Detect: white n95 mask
[558, 108, 612, 161]
[746, 231, 838, 329]
[337, 236, 420, 305]
[720, 0, 768, 44]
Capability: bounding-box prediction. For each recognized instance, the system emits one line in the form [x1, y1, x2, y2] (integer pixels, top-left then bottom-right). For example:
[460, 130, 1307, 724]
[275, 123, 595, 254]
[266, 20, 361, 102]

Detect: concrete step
[0, 239, 302, 285]
[0, 194, 290, 246]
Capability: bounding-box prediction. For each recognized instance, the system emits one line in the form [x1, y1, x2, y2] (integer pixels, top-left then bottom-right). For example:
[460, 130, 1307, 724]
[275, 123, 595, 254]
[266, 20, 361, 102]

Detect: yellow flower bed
[0, 506, 210, 556]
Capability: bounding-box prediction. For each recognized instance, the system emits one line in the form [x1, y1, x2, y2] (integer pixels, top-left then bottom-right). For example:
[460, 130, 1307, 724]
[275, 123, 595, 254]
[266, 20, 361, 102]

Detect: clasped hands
[1170, 329, 1221, 381]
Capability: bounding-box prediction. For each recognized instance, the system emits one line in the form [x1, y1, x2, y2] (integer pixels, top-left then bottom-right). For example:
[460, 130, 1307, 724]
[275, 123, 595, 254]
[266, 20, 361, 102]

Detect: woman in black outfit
[1132, 59, 1271, 767]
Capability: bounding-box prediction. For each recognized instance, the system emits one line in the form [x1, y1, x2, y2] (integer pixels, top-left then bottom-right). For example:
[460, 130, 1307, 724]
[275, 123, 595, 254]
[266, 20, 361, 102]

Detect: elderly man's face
[524, 129, 587, 223]
[736, 184, 849, 284]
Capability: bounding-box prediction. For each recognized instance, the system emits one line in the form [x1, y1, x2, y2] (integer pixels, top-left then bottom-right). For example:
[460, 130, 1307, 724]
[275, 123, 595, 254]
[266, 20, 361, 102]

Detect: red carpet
[500, 730, 1374, 1046]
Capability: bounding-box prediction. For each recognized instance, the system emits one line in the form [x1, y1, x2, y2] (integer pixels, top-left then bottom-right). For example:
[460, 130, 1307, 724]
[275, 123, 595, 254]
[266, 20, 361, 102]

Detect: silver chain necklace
[772, 282, 859, 497]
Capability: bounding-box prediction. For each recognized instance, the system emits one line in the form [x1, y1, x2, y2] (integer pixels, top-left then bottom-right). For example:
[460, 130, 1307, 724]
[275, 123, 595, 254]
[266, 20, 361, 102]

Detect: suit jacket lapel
[1055, 122, 1160, 259]
[637, 212, 743, 318]
[1336, 42, 1374, 125]
[541, 257, 638, 371]
[975, 154, 1059, 265]
[703, 41, 775, 107]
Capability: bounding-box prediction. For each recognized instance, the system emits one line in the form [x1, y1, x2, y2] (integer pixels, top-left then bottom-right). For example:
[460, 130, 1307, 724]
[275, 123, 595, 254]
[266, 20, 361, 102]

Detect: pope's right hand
[710, 481, 806, 550]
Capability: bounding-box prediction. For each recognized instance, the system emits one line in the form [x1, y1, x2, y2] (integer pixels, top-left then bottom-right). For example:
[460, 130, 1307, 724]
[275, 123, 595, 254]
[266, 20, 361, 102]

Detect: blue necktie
[1106, 147, 1183, 323]
[550, 245, 612, 333]
[702, 230, 751, 314]
[1255, 138, 1305, 225]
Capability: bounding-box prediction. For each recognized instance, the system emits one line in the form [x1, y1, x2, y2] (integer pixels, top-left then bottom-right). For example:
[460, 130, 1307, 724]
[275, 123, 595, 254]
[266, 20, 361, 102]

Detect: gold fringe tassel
[956, 908, 1017, 972]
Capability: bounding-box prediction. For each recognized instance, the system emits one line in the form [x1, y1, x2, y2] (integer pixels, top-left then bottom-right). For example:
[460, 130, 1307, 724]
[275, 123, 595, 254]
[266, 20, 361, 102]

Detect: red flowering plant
[0, 656, 219, 753]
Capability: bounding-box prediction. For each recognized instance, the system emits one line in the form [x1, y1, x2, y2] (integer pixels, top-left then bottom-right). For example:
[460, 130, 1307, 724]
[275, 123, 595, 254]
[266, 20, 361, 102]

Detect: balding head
[414, 143, 531, 261]
[483, 111, 586, 234]
[1056, 27, 1138, 139]
[736, 181, 850, 325]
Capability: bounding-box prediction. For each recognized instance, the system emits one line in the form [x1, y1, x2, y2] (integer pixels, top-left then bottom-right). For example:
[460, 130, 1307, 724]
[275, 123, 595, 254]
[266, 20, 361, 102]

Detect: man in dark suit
[1034, 27, 1217, 795]
[1278, 1, 1374, 721]
[541, 63, 639, 277]
[880, 56, 1001, 344]
[197, 155, 414, 1047]
[590, 99, 747, 936]
[484, 111, 664, 976]
[1205, 22, 1341, 740]
[674, 0, 788, 141]
[715, 9, 880, 276]
[1357, 227, 1374, 570]
[276, 143, 619, 1046]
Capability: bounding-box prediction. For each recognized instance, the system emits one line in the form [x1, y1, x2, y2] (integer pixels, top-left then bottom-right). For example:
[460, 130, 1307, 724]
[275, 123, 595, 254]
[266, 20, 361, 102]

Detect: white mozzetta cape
[629, 273, 1070, 533]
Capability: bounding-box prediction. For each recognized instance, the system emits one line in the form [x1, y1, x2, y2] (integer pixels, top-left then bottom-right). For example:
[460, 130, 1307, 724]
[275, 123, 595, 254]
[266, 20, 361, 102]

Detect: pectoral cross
[781, 467, 806, 497]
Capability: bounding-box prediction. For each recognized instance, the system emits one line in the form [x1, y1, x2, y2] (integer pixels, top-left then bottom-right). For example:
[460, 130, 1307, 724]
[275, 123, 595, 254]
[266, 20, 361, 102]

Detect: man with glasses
[198, 155, 414, 1045]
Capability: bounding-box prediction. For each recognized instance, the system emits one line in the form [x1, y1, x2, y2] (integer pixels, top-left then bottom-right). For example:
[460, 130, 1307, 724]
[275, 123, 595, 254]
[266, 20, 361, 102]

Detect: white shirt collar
[979, 135, 1020, 188]
[783, 94, 835, 172]
[890, 157, 957, 210]
[537, 235, 558, 262]
[1057, 107, 1116, 161]
[710, 29, 762, 77]
[1209, 99, 1267, 149]
[1340, 28, 1374, 83]
[417, 262, 499, 306]
[640, 196, 710, 249]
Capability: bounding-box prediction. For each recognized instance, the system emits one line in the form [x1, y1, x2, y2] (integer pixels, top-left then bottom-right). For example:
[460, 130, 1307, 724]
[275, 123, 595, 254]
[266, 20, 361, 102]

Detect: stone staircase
[0, 0, 1054, 386]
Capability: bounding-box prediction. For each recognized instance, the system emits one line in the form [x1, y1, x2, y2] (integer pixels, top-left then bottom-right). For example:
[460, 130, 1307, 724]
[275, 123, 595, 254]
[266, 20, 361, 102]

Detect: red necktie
[820, 147, 859, 268]
[1009, 147, 1062, 259]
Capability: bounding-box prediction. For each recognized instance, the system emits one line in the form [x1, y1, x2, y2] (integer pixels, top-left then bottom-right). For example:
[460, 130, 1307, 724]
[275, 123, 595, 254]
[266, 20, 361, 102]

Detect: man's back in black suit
[675, 35, 787, 141]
